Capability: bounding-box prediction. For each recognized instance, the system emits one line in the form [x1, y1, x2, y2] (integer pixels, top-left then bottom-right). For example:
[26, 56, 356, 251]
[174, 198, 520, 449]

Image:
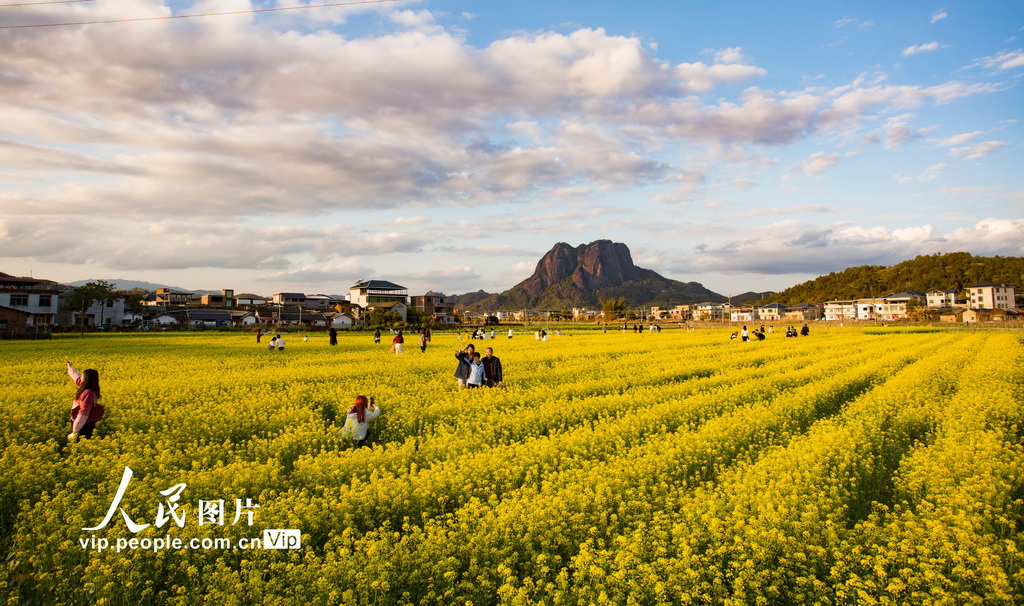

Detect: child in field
[466, 353, 486, 388]
[341, 395, 380, 447]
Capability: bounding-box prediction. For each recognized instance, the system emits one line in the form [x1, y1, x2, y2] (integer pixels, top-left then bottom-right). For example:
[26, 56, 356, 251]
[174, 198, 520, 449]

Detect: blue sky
[1, 0, 1021, 298]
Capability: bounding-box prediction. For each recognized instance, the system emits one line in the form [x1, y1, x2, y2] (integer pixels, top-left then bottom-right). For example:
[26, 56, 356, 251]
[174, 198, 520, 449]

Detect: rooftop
[351, 279, 406, 291]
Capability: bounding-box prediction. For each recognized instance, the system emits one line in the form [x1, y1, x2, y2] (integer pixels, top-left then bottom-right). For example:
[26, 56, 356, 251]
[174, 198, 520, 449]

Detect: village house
[966, 284, 1017, 310]
[254, 306, 330, 327]
[229, 310, 259, 326]
[349, 279, 408, 308]
[0, 305, 34, 338]
[823, 301, 858, 322]
[855, 298, 883, 321]
[154, 287, 194, 306]
[872, 291, 926, 321]
[122, 311, 146, 326]
[783, 303, 822, 322]
[650, 304, 695, 321]
[235, 295, 268, 307]
[573, 307, 601, 320]
[149, 311, 178, 326]
[366, 300, 409, 323]
[939, 308, 963, 323]
[0, 272, 62, 327]
[163, 309, 231, 328]
[963, 308, 1011, 324]
[730, 306, 758, 322]
[272, 292, 307, 306]
[673, 304, 696, 321]
[411, 292, 457, 324]
[326, 312, 355, 329]
[58, 291, 126, 328]
[693, 302, 726, 321]
[926, 290, 960, 309]
[755, 303, 788, 321]
[303, 294, 341, 309]
[199, 289, 235, 307]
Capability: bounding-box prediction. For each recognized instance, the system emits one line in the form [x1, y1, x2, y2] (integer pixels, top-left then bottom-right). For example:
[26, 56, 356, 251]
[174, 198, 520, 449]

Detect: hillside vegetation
[759, 253, 1024, 305]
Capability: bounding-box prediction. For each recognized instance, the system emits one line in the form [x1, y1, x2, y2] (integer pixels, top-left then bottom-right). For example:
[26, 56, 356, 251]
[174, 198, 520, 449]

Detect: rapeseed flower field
[1, 327, 1022, 604]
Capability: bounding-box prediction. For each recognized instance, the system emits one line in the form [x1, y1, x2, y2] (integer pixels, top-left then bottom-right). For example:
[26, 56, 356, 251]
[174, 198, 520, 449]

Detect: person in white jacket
[342, 395, 380, 447]
[466, 353, 486, 388]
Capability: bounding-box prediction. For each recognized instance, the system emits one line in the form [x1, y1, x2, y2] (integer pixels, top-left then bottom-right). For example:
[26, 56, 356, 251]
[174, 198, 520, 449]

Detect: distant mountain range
[732, 291, 776, 305]
[65, 279, 213, 294]
[465, 240, 725, 311]
[63, 279, 348, 300]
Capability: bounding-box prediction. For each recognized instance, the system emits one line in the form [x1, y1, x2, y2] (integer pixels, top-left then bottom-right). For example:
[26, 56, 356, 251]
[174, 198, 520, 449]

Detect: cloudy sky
[1, 0, 1022, 298]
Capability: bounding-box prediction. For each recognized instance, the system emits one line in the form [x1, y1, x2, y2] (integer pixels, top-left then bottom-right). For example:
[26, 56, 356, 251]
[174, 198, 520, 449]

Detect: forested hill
[758, 253, 1024, 305]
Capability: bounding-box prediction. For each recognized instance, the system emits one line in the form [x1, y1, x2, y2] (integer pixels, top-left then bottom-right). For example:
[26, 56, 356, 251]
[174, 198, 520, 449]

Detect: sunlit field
[2, 327, 1023, 605]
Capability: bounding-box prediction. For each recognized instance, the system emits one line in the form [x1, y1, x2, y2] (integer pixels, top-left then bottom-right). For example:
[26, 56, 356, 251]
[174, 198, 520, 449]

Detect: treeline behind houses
[758, 252, 1024, 305]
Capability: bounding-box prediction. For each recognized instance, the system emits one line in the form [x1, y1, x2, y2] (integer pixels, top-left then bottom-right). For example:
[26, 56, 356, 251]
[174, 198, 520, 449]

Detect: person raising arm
[66, 361, 103, 441]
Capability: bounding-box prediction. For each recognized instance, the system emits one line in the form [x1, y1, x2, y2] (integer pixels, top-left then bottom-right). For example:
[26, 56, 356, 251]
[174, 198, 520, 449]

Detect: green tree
[600, 297, 628, 320]
[363, 309, 401, 327]
[905, 297, 929, 321]
[62, 280, 118, 335]
[121, 289, 147, 321]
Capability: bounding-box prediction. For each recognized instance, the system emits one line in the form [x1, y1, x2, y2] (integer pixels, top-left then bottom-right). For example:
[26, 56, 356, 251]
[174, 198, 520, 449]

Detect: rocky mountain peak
[471, 240, 724, 310]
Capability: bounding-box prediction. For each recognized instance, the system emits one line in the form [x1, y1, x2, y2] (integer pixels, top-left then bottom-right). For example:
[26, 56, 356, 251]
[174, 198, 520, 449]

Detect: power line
[0, 0, 401, 28]
[0, 0, 94, 7]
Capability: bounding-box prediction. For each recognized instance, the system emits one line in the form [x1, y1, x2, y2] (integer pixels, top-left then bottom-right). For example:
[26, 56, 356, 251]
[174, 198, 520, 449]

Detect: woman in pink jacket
[66, 361, 103, 441]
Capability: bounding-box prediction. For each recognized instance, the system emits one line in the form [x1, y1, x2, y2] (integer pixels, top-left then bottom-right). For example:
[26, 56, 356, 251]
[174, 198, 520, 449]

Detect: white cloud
[879, 113, 923, 148]
[917, 163, 946, 181]
[931, 10, 948, 24]
[406, 266, 479, 281]
[902, 42, 941, 56]
[503, 260, 537, 283]
[389, 9, 436, 28]
[683, 218, 1024, 275]
[749, 205, 837, 216]
[0, 16, 1001, 224]
[673, 61, 767, 92]
[930, 131, 983, 147]
[816, 80, 999, 136]
[256, 260, 376, 284]
[0, 216, 431, 271]
[834, 17, 873, 29]
[393, 216, 431, 226]
[791, 151, 841, 176]
[891, 163, 947, 184]
[710, 46, 748, 63]
[975, 49, 1024, 70]
[949, 141, 1007, 160]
